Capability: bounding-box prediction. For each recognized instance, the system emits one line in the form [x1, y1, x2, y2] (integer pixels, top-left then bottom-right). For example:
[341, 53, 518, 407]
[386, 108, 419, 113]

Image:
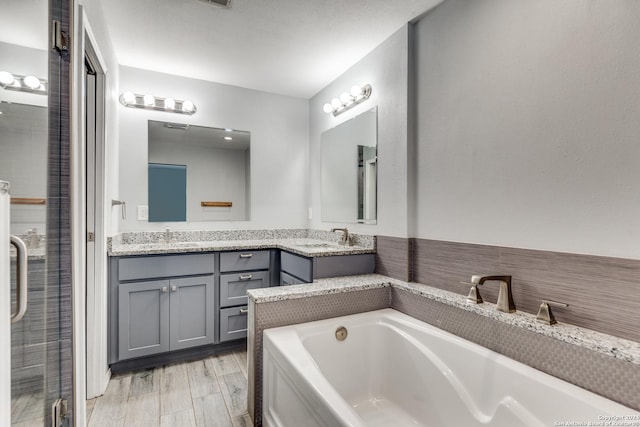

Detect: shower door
[1, 0, 73, 425]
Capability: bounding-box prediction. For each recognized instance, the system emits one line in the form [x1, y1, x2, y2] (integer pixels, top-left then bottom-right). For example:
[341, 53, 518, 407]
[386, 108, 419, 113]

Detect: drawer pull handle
[162, 286, 168, 293]
[239, 253, 253, 258]
[239, 274, 253, 280]
[239, 308, 249, 314]
[171, 285, 177, 292]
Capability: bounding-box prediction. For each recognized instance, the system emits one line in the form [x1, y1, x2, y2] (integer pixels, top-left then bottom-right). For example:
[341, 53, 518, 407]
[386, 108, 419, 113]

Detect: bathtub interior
[290, 309, 637, 427]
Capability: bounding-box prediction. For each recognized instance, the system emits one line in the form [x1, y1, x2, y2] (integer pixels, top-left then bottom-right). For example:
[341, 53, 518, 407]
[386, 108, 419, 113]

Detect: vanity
[106, 231, 376, 371]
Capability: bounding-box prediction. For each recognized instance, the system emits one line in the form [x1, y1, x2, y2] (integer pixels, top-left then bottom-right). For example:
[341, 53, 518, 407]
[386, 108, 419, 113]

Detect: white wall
[414, 0, 640, 259]
[309, 26, 410, 237]
[118, 66, 309, 231]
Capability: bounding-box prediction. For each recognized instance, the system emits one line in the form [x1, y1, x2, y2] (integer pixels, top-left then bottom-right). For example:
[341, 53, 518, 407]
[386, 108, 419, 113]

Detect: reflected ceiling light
[224, 136, 233, 140]
[0, 71, 47, 95]
[224, 128, 233, 132]
[119, 91, 197, 115]
[322, 84, 372, 116]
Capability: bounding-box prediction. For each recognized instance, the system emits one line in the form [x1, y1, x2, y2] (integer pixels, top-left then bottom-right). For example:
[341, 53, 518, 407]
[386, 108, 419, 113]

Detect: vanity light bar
[119, 91, 197, 115]
[0, 71, 47, 95]
[322, 84, 372, 116]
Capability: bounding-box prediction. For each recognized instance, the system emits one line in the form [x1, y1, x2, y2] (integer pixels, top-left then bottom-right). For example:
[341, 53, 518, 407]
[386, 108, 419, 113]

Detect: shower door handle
[10, 235, 28, 323]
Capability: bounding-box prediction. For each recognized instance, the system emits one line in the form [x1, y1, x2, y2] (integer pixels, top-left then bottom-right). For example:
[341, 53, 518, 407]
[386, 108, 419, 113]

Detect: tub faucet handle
[460, 280, 483, 304]
[536, 300, 569, 325]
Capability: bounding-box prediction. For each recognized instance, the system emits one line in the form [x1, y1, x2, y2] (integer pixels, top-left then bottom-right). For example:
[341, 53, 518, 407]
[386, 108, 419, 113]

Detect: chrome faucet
[330, 228, 351, 245]
[468, 275, 516, 313]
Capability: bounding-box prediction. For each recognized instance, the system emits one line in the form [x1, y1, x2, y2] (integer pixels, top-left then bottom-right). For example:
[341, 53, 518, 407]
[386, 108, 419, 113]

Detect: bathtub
[263, 308, 638, 427]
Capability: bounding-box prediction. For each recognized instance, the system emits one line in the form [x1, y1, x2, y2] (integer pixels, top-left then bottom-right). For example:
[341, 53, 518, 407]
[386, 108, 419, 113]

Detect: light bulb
[182, 100, 194, 112]
[143, 94, 155, 106]
[350, 85, 363, 97]
[331, 98, 342, 109]
[340, 92, 352, 104]
[164, 98, 175, 110]
[122, 92, 136, 105]
[0, 71, 14, 86]
[322, 103, 333, 113]
[23, 75, 41, 90]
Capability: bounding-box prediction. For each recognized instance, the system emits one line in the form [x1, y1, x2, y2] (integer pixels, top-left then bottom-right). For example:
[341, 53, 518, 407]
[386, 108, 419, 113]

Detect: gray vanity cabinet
[117, 275, 215, 361]
[219, 250, 270, 342]
[111, 253, 216, 363]
[169, 276, 216, 351]
[280, 250, 376, 285]
[118, 280, 170, 360]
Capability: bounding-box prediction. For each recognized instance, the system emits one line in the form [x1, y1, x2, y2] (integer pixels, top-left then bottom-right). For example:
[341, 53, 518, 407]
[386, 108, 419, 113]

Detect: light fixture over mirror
[120, 91, 197, 115]
[0, 71, 47, 95]
[322, 84, 372, 116]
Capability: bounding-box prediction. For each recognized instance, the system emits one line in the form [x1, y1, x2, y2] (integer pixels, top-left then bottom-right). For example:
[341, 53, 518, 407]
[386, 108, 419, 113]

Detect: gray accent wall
[413, 0, 640, 259]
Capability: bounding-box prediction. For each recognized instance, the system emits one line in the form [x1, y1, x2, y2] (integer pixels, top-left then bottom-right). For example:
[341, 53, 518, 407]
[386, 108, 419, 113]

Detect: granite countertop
[109, 238, 375, 258]
[247, 274, 640, 366]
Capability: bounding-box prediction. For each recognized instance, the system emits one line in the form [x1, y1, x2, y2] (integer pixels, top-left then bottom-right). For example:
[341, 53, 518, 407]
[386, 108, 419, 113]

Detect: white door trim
[72, 7, 110, 425]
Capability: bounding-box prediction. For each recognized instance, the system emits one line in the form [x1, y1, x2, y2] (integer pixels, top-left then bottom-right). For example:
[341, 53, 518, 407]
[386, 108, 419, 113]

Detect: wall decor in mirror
[321, 107, 377, 224]
[147, 120, 250, 222]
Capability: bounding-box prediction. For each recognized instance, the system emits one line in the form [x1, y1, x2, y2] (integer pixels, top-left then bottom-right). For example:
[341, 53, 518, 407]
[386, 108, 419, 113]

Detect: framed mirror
[148, 120, 250, 221]
[321, 107, 377, 224]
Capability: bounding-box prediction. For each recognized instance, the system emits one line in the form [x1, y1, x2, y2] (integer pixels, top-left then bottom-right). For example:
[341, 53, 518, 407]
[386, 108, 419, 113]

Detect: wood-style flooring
[87, 350, 251, 427]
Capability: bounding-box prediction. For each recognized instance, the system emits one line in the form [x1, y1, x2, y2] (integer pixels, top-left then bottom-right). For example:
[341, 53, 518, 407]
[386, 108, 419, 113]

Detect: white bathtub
[263, 308, 638, 427]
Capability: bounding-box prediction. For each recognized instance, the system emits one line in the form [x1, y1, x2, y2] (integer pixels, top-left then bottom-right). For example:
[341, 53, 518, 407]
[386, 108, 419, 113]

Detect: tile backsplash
[374, 235, 640, 343]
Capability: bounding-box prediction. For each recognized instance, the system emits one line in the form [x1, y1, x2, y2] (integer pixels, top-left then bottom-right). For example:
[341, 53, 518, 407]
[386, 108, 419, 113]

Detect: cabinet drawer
[280, 251, 312, 282]
[219, 250, 270, 272]
[220, 270, 269, 307]
[118, 253, 215, 281]
[280, 271, 307, 286]
[219, 306, 248, 342]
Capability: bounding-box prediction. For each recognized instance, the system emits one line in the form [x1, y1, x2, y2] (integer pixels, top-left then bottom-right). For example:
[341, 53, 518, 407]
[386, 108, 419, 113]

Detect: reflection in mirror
[0, 102, 47, 234]
[321, 107, 377, 224]
[148, 121, 250, 221]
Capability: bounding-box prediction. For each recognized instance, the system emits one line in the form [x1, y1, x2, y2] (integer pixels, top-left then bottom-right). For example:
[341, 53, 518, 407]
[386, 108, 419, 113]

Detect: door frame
[72, 6, 109, 422]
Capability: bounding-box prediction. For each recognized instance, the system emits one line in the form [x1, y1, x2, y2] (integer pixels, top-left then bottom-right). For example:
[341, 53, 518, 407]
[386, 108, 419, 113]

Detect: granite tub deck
[247, 274, 640, 426]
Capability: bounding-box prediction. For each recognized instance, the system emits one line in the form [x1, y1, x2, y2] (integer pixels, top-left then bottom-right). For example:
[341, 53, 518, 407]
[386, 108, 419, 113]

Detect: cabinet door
[118, 280, 170, 361]
[169, 276, 215, 351]
[219, 306, 248, 342]
[280, 271, 307, 286]
[280, 251, 312, 282]
[220, 270, 269, 308]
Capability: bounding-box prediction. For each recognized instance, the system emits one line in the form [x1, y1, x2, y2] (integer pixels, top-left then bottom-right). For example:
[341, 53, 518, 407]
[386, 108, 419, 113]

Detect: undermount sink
[294, 242, 343, 249]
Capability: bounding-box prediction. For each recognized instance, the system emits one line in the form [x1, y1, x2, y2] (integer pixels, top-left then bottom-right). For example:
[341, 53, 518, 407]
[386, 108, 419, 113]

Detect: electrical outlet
[137, 205, 149, 221]
[307, 207, 313, 220]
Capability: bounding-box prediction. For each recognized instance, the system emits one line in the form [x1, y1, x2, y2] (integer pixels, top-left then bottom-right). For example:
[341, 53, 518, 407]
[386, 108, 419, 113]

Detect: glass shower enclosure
[1, 0, 73, 425]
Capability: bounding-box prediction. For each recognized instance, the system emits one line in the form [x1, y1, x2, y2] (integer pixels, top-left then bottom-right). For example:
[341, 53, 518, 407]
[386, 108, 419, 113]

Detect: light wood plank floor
[87, 351, 251, 427]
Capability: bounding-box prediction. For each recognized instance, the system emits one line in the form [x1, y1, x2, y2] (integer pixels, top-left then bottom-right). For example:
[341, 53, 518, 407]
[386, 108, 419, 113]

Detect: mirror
[0, 101, 48, 234]
[148, 120, 250, 221]
[321, 107, 377, 224]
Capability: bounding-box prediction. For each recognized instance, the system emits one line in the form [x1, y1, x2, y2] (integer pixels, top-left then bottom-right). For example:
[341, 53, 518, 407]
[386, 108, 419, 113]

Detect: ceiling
[97, 0, 444, 98]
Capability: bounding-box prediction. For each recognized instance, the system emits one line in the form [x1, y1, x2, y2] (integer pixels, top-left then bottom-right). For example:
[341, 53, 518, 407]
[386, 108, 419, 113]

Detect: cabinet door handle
[171, 285, 177, 292]
[239, 253, 253, 258]
[239, 274, 252, 280]
[161, 286, 168, 293]
[239, 308, 248, 314]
